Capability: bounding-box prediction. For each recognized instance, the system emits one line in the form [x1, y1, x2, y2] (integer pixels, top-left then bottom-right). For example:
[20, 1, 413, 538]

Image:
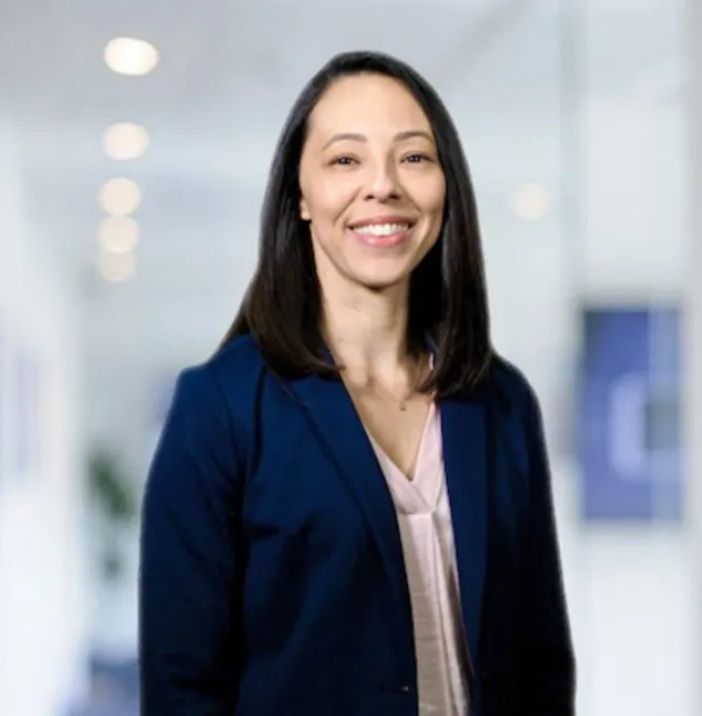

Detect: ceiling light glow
[510, 182, 552, 221]
[102, 122, 150, 160]
[104, 37, 159, 76]
[98, 250, 136, 283]
[99, 177, 142, 215]
[98, 216, 140, 253]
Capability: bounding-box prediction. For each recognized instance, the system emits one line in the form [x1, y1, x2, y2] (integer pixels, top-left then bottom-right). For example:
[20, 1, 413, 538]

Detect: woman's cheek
[423, 175, 446, 209]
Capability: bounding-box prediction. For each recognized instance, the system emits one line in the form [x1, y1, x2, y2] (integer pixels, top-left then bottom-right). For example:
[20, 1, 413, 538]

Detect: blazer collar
[285, 342, 487, 678]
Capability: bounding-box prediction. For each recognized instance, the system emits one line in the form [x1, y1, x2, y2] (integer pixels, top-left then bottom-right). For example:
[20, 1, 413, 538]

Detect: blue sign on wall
[578, 307, 681, 521]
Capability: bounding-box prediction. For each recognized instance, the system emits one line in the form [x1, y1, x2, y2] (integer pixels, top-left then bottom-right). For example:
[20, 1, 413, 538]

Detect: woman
[139, 50, 576, 715]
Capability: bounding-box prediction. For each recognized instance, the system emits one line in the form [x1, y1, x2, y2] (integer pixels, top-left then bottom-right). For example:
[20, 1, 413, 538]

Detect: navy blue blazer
[139, 333, 576, 715]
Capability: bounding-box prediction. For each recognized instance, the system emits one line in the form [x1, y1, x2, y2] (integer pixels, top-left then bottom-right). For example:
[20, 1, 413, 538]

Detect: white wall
[0, 122, 89, 716]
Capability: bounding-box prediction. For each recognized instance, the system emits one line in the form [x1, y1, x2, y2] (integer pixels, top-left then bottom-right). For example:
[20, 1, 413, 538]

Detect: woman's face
[298, 72, 446, 292]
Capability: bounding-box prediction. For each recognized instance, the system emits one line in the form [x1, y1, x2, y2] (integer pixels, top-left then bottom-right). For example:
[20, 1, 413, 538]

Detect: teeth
[352, 223, 411, 237]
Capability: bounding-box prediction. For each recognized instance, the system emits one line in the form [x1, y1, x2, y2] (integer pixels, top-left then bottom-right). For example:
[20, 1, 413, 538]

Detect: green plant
[87, 448, 136, 523]
[87, 447, 137, 581]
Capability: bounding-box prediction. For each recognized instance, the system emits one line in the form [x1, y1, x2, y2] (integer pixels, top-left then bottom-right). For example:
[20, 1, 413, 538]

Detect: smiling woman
[139, 50, 576, 716]
[298, 73, 446, 300]
[218, 51, 491, 394]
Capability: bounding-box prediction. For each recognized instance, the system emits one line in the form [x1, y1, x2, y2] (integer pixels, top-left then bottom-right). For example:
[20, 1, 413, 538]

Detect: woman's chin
[349, 267, 411, 292]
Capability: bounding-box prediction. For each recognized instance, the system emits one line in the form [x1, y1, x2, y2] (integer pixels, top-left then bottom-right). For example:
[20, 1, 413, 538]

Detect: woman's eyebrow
[322, 129, 434, 149]
[394, 129, 434, 143]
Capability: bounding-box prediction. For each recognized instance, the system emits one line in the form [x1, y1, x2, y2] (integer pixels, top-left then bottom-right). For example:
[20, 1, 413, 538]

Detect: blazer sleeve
[518, 383, 577, 714]
[139, 364, 244, 715]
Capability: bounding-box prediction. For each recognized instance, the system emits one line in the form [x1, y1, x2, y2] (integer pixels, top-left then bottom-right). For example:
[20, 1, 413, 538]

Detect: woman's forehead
[306, 74, 433, 140]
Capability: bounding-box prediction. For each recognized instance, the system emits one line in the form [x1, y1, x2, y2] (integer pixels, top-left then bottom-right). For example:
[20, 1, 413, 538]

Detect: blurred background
[0, 0, 700, 714]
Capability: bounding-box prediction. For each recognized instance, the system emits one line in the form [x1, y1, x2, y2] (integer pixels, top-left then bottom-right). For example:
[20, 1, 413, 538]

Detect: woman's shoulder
[483, 351, 540, 420]
[208, 333, 267, 380]
[180, 333, 267, 390]
[171, 333, 268, 434]
[168, 334, 268, 466]
[481, 353, 548, 484]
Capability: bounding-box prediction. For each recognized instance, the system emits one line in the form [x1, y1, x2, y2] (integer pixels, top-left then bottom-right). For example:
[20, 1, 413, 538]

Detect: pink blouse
[364, 400, 472, 715]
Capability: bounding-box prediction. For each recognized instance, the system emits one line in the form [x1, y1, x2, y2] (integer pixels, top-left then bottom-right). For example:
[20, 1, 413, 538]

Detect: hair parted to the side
[217, 49, 494, 399]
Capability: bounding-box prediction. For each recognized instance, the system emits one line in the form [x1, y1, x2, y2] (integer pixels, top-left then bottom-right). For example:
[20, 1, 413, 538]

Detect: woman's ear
[299, 196, 311, 222]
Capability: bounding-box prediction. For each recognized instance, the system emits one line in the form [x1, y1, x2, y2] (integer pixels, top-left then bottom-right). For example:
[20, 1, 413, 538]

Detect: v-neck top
[364, 401, 472, 715]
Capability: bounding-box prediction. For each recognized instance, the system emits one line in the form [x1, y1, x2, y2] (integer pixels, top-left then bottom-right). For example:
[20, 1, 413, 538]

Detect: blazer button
[381, 681, 412, 695]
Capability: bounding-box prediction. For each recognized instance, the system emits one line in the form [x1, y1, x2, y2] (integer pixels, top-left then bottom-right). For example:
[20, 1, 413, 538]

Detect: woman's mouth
[349, 221, 414, 247]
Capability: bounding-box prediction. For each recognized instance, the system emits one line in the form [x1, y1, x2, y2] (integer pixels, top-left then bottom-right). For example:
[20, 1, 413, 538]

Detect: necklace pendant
[399, 402, 407, 411]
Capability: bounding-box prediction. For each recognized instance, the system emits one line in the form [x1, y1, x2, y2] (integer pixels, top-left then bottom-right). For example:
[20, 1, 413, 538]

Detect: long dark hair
[218, 50, 494, 398]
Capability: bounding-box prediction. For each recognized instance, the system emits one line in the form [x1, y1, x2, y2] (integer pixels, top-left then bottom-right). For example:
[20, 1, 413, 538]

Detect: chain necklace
[391, 352, 433, 411]
[340, 351, 434, 411]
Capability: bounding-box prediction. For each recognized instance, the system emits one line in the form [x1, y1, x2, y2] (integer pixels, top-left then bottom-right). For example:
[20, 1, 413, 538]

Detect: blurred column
[685, 1, 702, 713]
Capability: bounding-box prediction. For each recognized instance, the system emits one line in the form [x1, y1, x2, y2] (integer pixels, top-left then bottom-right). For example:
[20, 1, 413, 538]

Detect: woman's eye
[403, 153, 430, 164]
[331, 156, 356, 166]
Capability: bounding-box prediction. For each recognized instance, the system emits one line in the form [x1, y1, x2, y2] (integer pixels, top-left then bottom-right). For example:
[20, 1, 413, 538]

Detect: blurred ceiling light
[102, 122, 150, 160]
[104, 37, 159, 76]
[98, 216, 140, 253]
[98, 250, 136, 283]
[510, 182, 552, 221]
[99, 177, 142, 215]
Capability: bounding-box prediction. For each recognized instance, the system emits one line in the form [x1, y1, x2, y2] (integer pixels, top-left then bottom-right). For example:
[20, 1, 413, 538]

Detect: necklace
[341, 351, 434, 411]
[394, 352, 432, 411]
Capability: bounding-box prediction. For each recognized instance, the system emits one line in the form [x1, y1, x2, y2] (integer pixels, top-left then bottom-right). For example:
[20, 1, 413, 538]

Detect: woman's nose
[365, 161, 402, 201]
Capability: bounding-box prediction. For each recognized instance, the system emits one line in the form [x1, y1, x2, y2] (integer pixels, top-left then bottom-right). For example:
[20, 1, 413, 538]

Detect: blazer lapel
[438, 395, 487, 679]
[286, 356, 488, 681]
[286, 370, 416, 659]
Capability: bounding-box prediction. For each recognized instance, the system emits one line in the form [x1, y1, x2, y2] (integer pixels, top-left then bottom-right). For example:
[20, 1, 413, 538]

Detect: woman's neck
[319, 283, 422, 391]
